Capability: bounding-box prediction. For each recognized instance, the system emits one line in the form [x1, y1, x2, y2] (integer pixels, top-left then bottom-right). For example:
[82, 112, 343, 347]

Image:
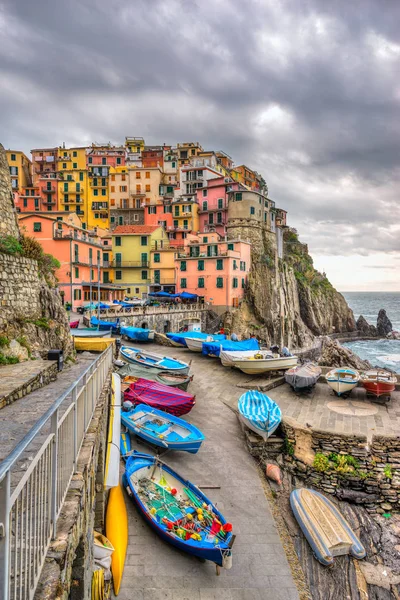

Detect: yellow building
[150, 239, 176, 293]
[111, 224, 169, 297]
[87, 164, 110, 230]
[176, 142, 203, 169]
[6, 150, 32, 191]
[171, 199, 199, 233]
[128, 166, 162, 207]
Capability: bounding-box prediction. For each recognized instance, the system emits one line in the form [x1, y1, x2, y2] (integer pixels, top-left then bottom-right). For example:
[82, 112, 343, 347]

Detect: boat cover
[74, 337, 115, 352]
[285, 363, 322, 390]
[90, 316, 120, 332]
[117, 363, 191, 389]
[69, 320, 79, 329]
[120, 326, 152, 341]
[124, 378, 195, 416]
[166, 332, 225, 347]
[238, 390, 281, 437]
[202, 338, 259, 357]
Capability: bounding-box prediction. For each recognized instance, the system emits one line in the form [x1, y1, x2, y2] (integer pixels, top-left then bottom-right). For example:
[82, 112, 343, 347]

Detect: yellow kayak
[74, 337, 115, 352]
[106, 484, 128, 596]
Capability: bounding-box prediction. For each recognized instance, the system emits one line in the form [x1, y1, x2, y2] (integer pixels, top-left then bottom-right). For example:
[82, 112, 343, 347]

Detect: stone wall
[0, 360, 58, 409]
[34, 372, 111, 600]
[85, 307, 208, 333]
[246, 420, 400, 514]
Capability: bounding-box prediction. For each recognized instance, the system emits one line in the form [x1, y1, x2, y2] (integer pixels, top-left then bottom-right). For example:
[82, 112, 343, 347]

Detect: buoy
[171, 488, 177, 496]
[166, 521, 173, 530]
[222, 522, 232, 533]
[186, 513, 193, 521]
[150, 507, 157, 515]
[266, 463, 283, 485]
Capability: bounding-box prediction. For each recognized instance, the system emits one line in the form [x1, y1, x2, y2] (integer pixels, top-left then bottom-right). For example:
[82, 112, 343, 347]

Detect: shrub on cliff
[20, 235, 60, 281]
[0, 235, 22, 255]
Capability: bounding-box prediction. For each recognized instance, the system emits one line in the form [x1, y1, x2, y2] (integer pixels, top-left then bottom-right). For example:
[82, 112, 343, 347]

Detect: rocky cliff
[0, 144, 73, 361]
[224, 222, 355, 349]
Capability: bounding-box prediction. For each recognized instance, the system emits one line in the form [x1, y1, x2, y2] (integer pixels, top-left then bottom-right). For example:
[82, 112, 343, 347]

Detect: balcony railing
[43, 186, 56, 193]
[112, 261, 149, 268]
[58, 155, 71, 161]
[130, 192, 146, 198]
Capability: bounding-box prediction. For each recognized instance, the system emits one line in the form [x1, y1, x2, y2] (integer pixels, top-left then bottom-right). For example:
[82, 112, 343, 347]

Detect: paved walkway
[117, 344, 299, 600]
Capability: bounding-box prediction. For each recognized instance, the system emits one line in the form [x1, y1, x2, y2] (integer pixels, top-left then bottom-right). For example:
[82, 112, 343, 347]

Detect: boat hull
[105, 373, 121, 489]
[124, 378, 196, 416]
[237, 391, 282, 440]
[285, 363, 322, 392]
[120, 346, 190, 374]
[326, 368, 360, 396]
[106, 484, 128, 595]
[290, 488, 365, 566]
[362, 381, 396, 397]
[123, 452, 233, 568]
[70, 328, 112, 338]
[232, 356, 297, 374]
[74, 337, 115, 352]
[185, 337, 207, 352]
[121, 404, 204, 453]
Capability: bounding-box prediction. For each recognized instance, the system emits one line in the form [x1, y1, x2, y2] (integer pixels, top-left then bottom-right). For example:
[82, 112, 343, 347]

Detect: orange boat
[361, 369, 397, 398]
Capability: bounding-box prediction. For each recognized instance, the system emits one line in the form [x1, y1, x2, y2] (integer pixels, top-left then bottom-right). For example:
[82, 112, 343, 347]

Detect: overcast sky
[1, 0, 399, 291]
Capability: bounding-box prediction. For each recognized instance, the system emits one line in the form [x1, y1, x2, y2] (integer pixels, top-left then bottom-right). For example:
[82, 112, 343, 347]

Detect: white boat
[325, 367, 360, 396]
[231, 351, 298, 375]
[104, 373, 121, 489]
[220, 349, 263, 367]
[185, 335, 214, 352]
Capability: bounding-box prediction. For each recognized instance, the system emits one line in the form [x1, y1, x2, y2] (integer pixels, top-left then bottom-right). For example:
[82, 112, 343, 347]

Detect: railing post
[83, 373, 88, 428]
[50, 409, 58, 539]
[72, 388, 78, 463]
[0, 471, 11, 600]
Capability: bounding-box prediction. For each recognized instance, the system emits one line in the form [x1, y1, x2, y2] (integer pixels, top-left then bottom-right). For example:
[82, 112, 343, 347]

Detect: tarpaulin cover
[202, 338, 259, 357]
[84, 303, 109, 310]
[124, 377, 195, 416]
[90, 316, 119, 332]
[120, 326, 151, 341]
[166, 332, 226, 347]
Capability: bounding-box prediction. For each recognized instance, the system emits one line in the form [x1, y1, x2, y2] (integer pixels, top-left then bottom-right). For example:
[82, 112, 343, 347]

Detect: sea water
[341, 292, 400, 373]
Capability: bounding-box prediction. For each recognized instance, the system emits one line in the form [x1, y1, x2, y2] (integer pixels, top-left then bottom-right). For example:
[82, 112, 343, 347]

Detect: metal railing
[0, 346, 113, 600]
[85, 302, 207, 320]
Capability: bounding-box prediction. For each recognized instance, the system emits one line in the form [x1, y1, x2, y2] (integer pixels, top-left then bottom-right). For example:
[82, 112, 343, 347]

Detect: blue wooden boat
[90, 316, 120, 333]
[290, 488, 366, 566]
[120, 326, 155, 342]
[123, 452, 234, 571]
[237, 391, 281, 441]
[120, 346, 190, 374]
[121, 404, 204, 453]
[70, 328, 112, 338]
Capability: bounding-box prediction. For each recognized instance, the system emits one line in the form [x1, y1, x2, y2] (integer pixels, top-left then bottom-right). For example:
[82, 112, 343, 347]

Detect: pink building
[86, 145, 126, 167]
[197, 176, 240, 236]
[175, 233, 251, 311]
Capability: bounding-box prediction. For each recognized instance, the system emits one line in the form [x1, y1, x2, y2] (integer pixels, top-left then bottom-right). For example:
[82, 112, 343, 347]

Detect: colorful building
[142, 146, 164, 169]
[14, 186, 43, 213]
[150, 238, 176, 294]
[57, 147, 88, 225]
[197, 176, 240, 237]
[176, 142, 203, 168]
[227, 188, 271, 229]
[111, 225, 169, 297]
[125, 137, 145, 167]
[19, 214, 125, 309]
[6, 150, 32, 191]
[128, 166, 162, 207]
[175, 233, 251, 311]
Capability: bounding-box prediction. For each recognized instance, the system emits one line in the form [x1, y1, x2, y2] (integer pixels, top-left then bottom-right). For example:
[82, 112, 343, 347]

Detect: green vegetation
[0, 235, 22, 255]
[313, 452, 370, 479]
[16, 336, 31, 358]
[384, 464, 393, 480]
[283, 437, 295, 456]
[314, 453, 330, 472]
[0, 354, 19, 365]
[23, 317, 50, 330]
[284, 228, 333, 293]
[20, 235, 60, 282]
[0, 336, 10, 347]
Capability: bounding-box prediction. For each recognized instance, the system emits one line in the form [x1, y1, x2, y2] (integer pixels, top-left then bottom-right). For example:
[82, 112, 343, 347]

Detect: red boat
[69, 320, 80, 329]
[360, 369, 397, 398]
[124, 377, 195, 416]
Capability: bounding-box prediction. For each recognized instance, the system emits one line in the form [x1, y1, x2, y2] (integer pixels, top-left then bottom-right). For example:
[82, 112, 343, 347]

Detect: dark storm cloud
[1, 0, 400, 263]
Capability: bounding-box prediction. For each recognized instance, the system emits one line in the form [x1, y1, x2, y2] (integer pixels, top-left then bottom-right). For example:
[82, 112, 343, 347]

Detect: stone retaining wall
[246, 419, 400, 514]
[0, 360, 58, 409]
[0, 253, 43, 327]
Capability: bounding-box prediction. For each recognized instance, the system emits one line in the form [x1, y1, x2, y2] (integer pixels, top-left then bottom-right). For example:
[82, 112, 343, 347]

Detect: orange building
[175, 233, 251, 311]
[141, 146, 164, 169]
[19, 214, 125, 309]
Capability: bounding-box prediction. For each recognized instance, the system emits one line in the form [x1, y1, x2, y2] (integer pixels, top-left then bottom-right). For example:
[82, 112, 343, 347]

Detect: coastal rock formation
[0, 144, 72, 360]
[377, 309, 393, 337]
[356, 315, 377, 337]
[224, 222, 356, 348]
[318, 337, 371, 369]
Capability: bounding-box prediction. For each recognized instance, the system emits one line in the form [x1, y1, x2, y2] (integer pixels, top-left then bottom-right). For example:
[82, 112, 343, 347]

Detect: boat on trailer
[120, 346, 190, 374]
[121, 404, 205, 453]
[118, 363, 193, 391]
[231, 351, 297, 375]
[360, 369, 397, 398]
[237, 391, 282, 440]
[123, 452, 234, 573]
[326, 367, 360, 396]
[185, 335, 215, 352]
[290, 488, 365, 566]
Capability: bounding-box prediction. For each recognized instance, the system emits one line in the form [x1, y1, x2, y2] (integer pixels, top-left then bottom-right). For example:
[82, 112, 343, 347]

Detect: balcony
[43, 199, 56, 205]
[112, 260, 149, 268]
[43, 186, 56, 193]
[58, 155, 71, 161]
[130, 192, 146, 198]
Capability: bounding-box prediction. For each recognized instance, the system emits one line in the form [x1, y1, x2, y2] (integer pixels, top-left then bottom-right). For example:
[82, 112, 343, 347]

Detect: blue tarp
[90, 316, 120, 332]
[84, 303, 109, 310]
[166, 331, 226, 347]
[120, 326, 151, 342]
[202, 338, 259, 357]
[179, 292, 198, 300]
[149, 291, 199, 300]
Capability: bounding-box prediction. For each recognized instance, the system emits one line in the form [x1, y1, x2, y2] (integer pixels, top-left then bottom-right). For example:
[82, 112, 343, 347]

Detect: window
[154, 269, 160, 283]
[74, 267, 79, 278]
[198, 259, 204, 271]
[111, 186, 115, 193]
[198, 277, 205, 288]
[148, 206, 156, 214]
[10, 153, 16, 161]
[116, 270, 122, 280]
[115, 236, 121, 246]
[115, 252, 122, 266]
[141, 270, 148, 280]
[154, 253, 160, 263]
[121, 174, 126, 181]
[34, 198, 40, 208]
[64, 183, 68, 192]
[64, 194, 69, 203]
[101, 189, 106, 196]
[73, 151, 77, 157]
[235, 192, 242, 201]
[202, 201, 207, 211]
[180, 278, 187, 288]
[101, 178, 106, 186]
[93, 178, 98, 186]
[94, 189, 98, 196]
[172, 161, 176, 168]
[33, 222, 41, 232]
[173, 220, 178, 228]
[183, 219, 188, 229]
[118, 216, 123, 225]
[141, 253, 148, 265]
[110, 216, 115, 224]
[103, 272, 110, 283]
[233, 260, 237, 270]
[62, 163, 67, 169]
[209, 213, 214, 225]
[217, 212, 223, 224]
[88, 157, 92, 164]
[207, 245, 218, 257]
[216, 277, 223, 288]
[117, 157, 121, 165]
[140, 236, 147, 246]
[145, 171, 150, 178]
[218, 198, 223, 209]
[227, 243, 234, 251]
[136, 185, 141, 193]
[202, 189, 207, 197]
[242, 278, 245, 288]
[216, 258, 225, 271]
[145, 184, 151, 192]
[94, 213, 99, 219]
[102, 158, 106, 165]
[23, 198, 27, 208]
[174, 206, 179, 216]
[233, 277, 238, 288]
[250, 206, 255, 215]
[73, 162, 77, 169]
[136, 172, 141, 179]
[73, 289, 82, 301]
